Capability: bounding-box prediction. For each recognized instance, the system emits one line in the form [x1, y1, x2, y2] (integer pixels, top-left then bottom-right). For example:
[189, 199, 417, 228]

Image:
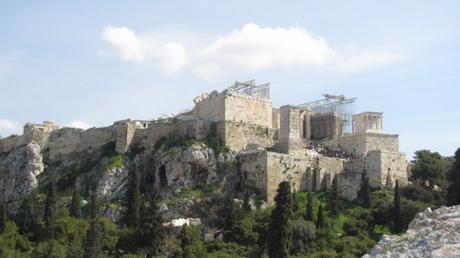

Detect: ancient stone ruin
[0, 80, 408, 204]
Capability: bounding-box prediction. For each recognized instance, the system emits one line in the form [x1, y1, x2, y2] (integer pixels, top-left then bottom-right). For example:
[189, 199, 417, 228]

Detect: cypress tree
[305, 192, 314, 222]
[84, 193, 101, 258]
[0, 201, 6, 233]
[16, 191, 39, 240]
[223, 197, 236, 233]
[268, 181, 293, 258]
[123, 168, 141, 228]
[329, 175, 341, 217]
[447, 148, 460, 206]
[138, 190, 164, 257]
[70, 185, 82, 218]
[393, 180, 403, 233]
[242, 192, 251, 213]
[316, 204, 325, 228]
[292, 188, 298, 212]
[44, 180, 57, 239]
[358, 174, 371, 208]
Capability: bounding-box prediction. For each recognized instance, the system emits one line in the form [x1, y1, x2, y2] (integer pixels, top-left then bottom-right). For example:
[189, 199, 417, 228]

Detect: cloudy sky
[0, 1, 459, 157]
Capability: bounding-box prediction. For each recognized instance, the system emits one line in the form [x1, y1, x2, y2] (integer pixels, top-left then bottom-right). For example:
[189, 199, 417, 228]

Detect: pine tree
[16, 190, 39, 240]
[316, 204, 325, 228]
[242, 192, 251, 213]
[84, 193, 101, 258]
[70, 185, 82, 218]
[329, 175, 341, 217]
[393, 180, 403, 233]
[358, 174, 371, 208]
[138, 190, 164, 256]
[305, 192, 314, 222]
[268, 181, 293, 258]
[0, 201, 6, 233]
[123, 168, 141, 228]
[43, 180, 57, 239]
[447, 148, 460, 206]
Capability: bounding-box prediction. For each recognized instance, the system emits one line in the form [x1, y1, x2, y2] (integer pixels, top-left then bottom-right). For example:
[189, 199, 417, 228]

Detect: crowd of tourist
[307, 144, 359, 160]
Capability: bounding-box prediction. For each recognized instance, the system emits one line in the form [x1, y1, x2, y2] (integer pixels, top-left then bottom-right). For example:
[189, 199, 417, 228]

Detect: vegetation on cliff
[0, 147, 458, 257]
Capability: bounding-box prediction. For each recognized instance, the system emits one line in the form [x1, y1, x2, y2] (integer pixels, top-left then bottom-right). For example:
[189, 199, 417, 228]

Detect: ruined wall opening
[159, 165, 167, 187]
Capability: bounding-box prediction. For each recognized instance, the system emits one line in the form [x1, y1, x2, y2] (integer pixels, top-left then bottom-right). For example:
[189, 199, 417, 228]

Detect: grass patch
[105, 155, 124, 170]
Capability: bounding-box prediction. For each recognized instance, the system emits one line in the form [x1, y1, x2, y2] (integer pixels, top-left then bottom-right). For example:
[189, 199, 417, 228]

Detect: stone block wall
[224, 93, 272, 128]
[324, 132, 400, 157]
[217, 121, 275, 151]
[193, 91, 272, 128]
[338, 172, 363, 200]
[47, 127, 116, 160]
[193, 91, 226, 123]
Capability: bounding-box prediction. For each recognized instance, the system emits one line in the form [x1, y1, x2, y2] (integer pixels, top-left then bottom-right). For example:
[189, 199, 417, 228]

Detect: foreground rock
[363, 205, 460, 258]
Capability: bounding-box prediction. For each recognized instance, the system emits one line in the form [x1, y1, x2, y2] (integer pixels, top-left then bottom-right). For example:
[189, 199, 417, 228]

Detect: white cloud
[0, 119, 22, 138]
[99, 23, 406, 81]
[66, 120, 92, 130]
[101, 26, 187, 75]
[195, 23, 336, 81]
[335, 51, 406, 72]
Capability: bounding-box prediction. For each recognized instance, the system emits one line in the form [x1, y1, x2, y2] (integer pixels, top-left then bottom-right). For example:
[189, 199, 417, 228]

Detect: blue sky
[0, 1, 459, 157]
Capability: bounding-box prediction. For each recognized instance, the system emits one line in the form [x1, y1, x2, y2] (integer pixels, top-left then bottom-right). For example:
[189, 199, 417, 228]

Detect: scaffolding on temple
[298, 94, 356, 133]
[226, 80, 270, 99]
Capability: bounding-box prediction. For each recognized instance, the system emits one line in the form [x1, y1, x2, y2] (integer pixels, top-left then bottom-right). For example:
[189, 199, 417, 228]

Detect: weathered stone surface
[0, 143, 44, 202]
[363, 205, 460, 258]
[96, 165, 128, 201]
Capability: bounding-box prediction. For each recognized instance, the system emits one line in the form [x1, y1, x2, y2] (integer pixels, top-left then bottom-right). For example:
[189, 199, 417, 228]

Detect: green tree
[330, 175, 341, 217]
[358, 174, 371, 208]
[290, 219, 316, 256]
[411, 150, 447, 188]
[447, 148, 460, 205]
[84, 194, 101, 258]
[393, 180, 403, 233]
[137, 191, 164, 257]
[222, 197, 237, 236]
[268, 181, 293, 258]
[44, 180, 57, 239]
[15, 190, 39, 241]
[69, 186, 82, 218]
[305, 192, 314, 222]
[123, 168, 141, 228]
[316, 204, 325, 229]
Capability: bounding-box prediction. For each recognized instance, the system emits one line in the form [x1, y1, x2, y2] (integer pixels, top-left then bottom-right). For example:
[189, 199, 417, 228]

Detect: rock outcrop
[363, 205, 460, 258]
[0, 143, 44, 202]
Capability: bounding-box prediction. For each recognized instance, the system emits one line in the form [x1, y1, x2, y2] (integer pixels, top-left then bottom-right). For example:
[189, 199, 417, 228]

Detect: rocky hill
[363, 205, 460, 258]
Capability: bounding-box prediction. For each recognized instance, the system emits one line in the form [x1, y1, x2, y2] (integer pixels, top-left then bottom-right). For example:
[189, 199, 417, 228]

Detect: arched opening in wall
[145, 165, 156, 187]
[159, 165, 167, 187]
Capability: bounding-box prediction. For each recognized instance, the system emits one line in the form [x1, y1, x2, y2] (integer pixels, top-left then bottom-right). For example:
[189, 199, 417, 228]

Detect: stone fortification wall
[224, 93, 272, 128]
[193, 91, 272, 128]
[323, 132, 399, 156]
[0, 135, 23, 153]
[338, 172, 363, 200]
[345, 150, 407, 188]
[237, 150, 268, 199]
[193, 91, 226, 123]
[217, 121, 275, 151]
[278, 106, 305, 154]
[131, 119, 212, 151]
[240, 149, 347, 203]
[47, 127, 116, 160]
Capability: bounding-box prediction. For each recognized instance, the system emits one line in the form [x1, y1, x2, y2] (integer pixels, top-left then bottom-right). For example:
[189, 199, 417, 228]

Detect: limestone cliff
[0, 143, 44, 202]
[363, 205, 460, 258]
